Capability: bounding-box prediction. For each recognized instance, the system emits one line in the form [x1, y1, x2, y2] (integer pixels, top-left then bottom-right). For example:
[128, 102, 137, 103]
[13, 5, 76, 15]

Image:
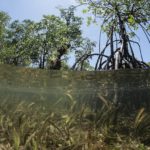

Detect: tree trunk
[50, 44, 70, 70]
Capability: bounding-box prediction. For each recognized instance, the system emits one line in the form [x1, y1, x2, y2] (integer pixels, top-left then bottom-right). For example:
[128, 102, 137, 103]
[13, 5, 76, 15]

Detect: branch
[129, 40, 144, 62]
[72, 53, 108, 70]
[139, 23, 150, 43]
[110, 26, 114, 69]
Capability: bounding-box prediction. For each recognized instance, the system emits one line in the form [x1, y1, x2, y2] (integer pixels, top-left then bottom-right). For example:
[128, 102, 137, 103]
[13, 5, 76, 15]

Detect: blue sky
[0, 0, 150, 64]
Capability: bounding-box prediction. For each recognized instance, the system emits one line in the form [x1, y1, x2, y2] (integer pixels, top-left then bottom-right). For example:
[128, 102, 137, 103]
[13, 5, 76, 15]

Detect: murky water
[0, 64, 150, 111]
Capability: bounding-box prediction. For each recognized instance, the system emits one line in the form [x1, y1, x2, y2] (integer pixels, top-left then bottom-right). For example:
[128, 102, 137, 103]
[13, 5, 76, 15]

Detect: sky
[0, 0, 150, 65]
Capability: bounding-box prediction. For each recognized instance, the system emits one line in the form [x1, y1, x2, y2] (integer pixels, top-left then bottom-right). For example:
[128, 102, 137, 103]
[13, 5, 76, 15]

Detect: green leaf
[128, 15, 135, 25]
[129, 32, 136, 38]
[87, 16, 92, 26]
[12, 128, 20, 150]
[82, 9, 88, 14]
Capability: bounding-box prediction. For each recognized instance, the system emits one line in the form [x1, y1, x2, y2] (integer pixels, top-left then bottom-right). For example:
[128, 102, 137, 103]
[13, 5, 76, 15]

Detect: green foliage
[0, 11, 10, 58]
[0, 97, 150, 149]
[0, 8, 95, 70]
[87, 16, 92, 26]
[82, 9, 88, 14]
[134, 108, 150, 143]
[12, 128, 20, 150]
[79, 0, 150, 38]
[1, 20, 34, 66]
[0, 11, 10, 39]
[128, 15, 136, 25]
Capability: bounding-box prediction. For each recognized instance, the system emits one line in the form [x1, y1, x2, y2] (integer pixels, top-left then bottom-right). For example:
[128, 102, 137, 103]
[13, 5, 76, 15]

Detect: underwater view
[1, 0, 150, 149]
[0, 65, 150, 150]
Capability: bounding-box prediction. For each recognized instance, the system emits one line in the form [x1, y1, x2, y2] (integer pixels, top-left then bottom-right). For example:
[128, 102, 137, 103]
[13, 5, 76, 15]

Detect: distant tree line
[0, 6, 96, 70]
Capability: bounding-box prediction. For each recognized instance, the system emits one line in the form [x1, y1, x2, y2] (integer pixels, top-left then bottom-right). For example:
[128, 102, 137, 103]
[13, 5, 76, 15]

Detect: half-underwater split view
[0, 0, 150, 150]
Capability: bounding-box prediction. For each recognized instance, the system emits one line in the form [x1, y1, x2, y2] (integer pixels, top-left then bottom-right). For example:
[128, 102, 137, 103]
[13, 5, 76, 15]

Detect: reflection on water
[0, 64, 150, 111]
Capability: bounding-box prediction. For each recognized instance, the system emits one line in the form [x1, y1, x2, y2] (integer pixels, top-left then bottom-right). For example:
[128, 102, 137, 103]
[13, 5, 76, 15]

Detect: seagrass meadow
[0, 64, 150, 150]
